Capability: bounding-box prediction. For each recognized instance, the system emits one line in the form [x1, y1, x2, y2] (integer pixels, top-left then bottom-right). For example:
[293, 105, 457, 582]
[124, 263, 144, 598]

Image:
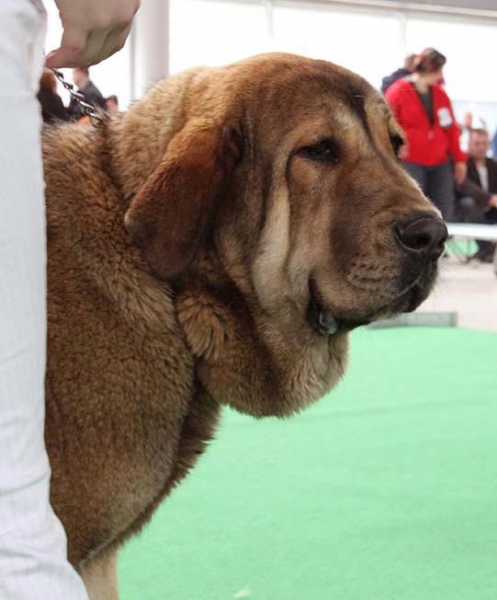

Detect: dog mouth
[306, 272, 433, 336]
[306, 278, 371, 335]
[402, 282, 427, 313]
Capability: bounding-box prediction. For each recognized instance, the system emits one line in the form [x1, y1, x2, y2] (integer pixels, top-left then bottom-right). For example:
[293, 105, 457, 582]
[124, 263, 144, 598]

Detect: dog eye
[391, 135, 404, 159]
[297, 139, 340, 164]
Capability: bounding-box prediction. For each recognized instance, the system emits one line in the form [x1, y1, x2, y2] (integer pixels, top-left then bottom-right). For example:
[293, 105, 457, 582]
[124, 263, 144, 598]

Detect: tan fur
[80, 552, 118, 600]
[43, 53, 442, 598]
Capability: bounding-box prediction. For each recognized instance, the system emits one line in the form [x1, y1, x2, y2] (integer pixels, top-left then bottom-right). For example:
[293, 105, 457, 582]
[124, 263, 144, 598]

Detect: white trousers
[0, 1, 88, 598]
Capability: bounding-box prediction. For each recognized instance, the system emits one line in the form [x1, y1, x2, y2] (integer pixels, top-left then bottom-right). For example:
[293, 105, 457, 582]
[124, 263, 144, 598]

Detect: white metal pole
[131, 0, 170, 100]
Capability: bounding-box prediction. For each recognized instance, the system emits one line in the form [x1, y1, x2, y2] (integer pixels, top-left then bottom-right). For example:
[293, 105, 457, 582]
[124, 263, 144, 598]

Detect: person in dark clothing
[380, 53, 416, 94]
[456, 128, 497, 262]
[68, 66, 106, 121]
[37, 68, 68, 124]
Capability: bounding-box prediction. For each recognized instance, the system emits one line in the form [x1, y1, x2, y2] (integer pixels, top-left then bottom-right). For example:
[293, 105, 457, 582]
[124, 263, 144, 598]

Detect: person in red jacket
[385, 48, 466, 222]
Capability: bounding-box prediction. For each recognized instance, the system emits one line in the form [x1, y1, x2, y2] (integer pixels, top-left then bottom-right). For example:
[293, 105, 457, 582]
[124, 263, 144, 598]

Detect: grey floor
[419, 256, 497, 332]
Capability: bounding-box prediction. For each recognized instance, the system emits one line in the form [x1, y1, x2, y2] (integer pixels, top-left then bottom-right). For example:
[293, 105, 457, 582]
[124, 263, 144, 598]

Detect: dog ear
[124, 119, 243, 280]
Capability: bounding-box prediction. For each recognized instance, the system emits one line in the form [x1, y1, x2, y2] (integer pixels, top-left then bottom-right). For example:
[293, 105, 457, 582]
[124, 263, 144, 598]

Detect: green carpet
[118, 328, 497, 600]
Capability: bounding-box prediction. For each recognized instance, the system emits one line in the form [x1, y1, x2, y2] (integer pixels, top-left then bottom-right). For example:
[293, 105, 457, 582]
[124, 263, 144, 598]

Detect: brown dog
[43, 53, 446, 598]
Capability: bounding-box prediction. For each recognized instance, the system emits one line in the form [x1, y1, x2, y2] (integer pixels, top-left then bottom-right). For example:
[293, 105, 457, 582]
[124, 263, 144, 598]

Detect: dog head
[117, 53, 446, 417]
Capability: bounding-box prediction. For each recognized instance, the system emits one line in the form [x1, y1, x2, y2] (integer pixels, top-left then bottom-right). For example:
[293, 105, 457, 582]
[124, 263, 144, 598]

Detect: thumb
[45, 25, 89, 69]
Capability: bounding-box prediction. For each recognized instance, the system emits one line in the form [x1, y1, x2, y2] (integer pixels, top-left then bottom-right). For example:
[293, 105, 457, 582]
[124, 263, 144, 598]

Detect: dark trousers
[457, 197, 497, 255]
[403, 161, 455, 222]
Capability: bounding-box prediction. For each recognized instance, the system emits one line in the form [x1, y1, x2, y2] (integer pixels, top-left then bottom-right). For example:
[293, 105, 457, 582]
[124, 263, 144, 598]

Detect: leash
[51, 68, 106, 125]
[50, 68, 121, 194]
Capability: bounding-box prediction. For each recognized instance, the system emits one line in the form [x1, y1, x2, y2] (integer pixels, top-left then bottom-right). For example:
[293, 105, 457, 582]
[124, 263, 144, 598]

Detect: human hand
[45, 0, 141, 69]
[489, 194, 497, 209]
[454, 161, 467, 185]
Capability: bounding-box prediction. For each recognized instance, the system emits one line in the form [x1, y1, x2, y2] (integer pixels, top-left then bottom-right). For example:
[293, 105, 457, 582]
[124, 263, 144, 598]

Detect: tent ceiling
[358, 0, 496, 13]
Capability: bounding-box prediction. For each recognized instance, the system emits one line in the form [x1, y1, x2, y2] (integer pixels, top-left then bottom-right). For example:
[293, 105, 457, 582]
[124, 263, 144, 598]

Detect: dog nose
[395, 216, 448, 259]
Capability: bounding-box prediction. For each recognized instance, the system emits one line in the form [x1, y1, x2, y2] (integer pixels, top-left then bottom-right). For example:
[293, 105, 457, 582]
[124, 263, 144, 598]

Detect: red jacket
[385, 78, 465, 166]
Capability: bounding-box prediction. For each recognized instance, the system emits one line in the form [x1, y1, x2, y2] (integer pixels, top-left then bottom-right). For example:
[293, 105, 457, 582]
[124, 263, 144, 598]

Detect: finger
[89, 24, 132, 66]
[78, 29, 111, 67]
[45, 24, 89, 69]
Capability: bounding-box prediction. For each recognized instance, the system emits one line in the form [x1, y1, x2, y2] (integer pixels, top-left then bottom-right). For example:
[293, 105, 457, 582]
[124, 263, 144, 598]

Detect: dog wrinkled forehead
[186, 54, 370, 120]
[208, 54, 379, 145]
[230, 53, 371, 102]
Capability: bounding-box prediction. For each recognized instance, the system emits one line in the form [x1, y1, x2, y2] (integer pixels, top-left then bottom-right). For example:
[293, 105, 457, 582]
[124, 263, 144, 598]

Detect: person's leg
[0, 1, 88, 598]
[426, 161, 456, 222]
[403, 162, 429, 196]
[457, 196, 494, 258]
[485, 207, 497, 225]
[457, 196, 485, 224]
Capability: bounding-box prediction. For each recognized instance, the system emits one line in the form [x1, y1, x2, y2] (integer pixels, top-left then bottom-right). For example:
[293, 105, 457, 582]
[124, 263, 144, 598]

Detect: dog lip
[307, 278, 339, 335]
[375, 273, 432, 317]
[307, 272, 429, 334]
[318, 309, 339, 335]
[402, 281, 430, 313]
[307, 278, 370, 335]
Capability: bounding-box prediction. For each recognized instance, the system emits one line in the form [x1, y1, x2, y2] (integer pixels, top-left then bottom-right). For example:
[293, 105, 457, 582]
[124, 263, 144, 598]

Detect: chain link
[51, 68, 105, 124]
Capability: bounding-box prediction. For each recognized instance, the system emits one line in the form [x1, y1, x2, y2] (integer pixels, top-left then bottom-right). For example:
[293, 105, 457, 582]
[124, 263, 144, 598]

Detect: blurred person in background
[385, 48, 466, 222]
[456, 128, 497, 262]
[459, 111, 473, 153]
[0, 1, 140, 599]
[380, 53, 416, 94]
[105, 94, 119, 113]
[68, 66, 106, 121]
[37, 67, 68, 124]
[459, 111, 486, 153]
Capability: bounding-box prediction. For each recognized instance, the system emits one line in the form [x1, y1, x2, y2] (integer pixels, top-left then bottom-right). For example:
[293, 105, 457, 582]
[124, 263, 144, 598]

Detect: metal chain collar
[51, 68, 105, 124]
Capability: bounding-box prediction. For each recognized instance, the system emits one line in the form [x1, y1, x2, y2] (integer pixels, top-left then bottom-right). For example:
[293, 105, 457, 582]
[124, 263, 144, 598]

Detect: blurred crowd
[382, 48, 497, 263]
[37, 66, 119, 125]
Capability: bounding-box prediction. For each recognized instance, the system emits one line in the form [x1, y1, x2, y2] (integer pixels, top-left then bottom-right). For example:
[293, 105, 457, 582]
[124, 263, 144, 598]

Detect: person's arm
[95, 90, 107, 110]
[492, 131, 497, 159]
[438, 88, 467, 184]
[453, 160, 467, 186]
[488, 159, 497, 195]
[83, 84, 106, 110]
[46, 0, 141, 68]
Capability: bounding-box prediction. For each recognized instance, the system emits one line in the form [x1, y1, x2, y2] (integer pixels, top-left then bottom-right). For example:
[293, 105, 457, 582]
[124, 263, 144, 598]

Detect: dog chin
[307, 280, 372, 335]
[395, 263, 438, 313]
[369, 275, 436, 322]
[307, 272, 437, 335]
